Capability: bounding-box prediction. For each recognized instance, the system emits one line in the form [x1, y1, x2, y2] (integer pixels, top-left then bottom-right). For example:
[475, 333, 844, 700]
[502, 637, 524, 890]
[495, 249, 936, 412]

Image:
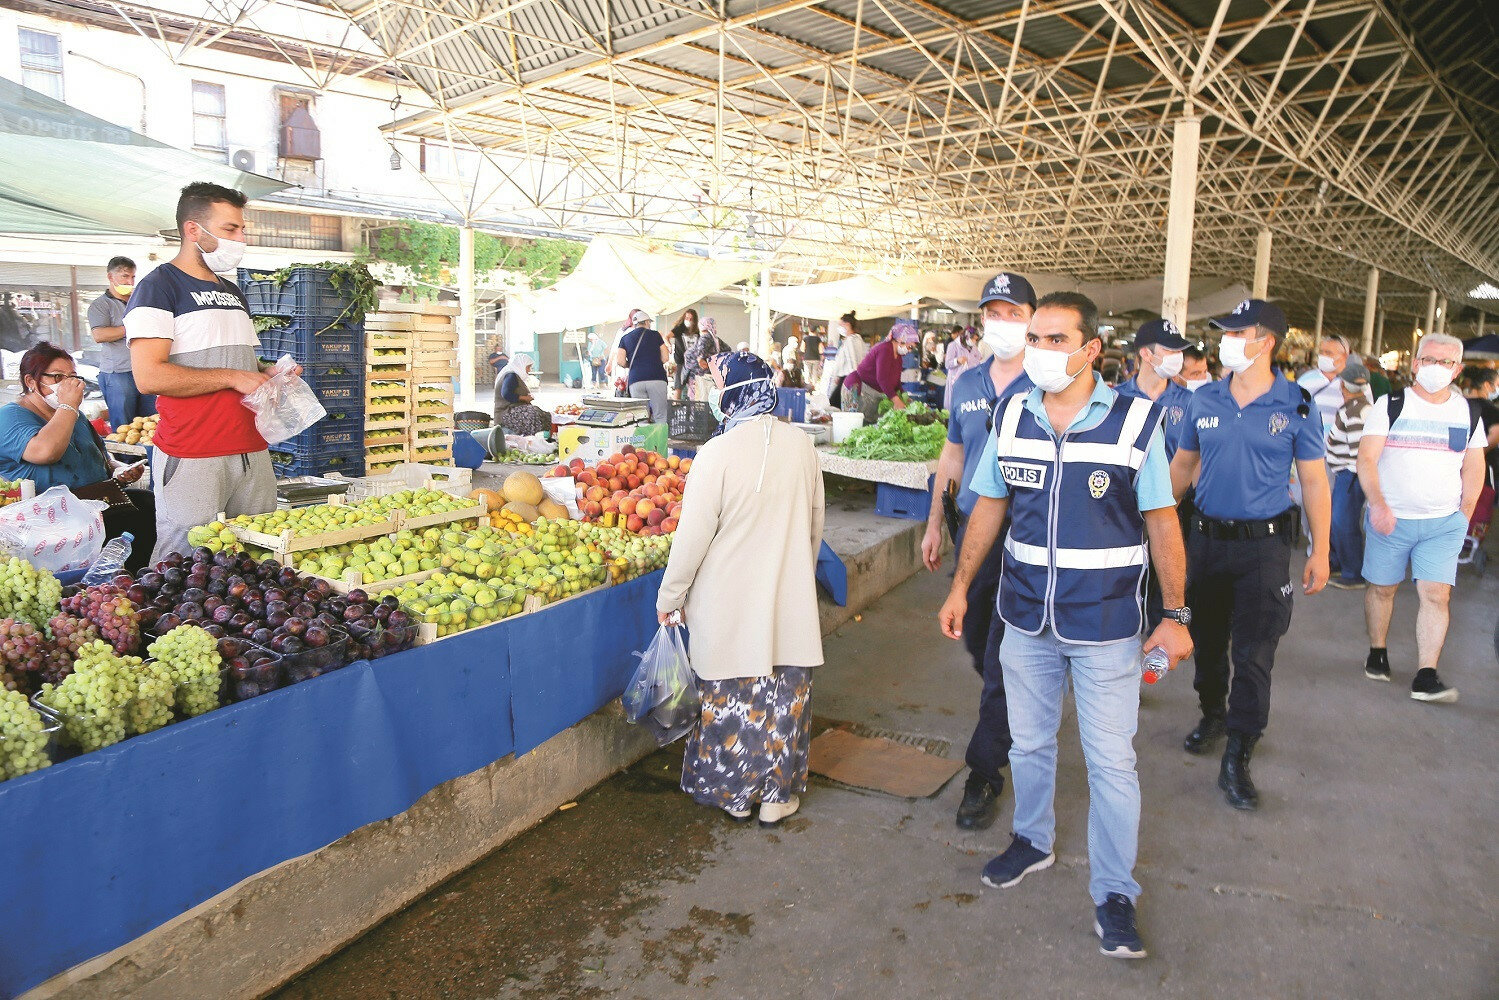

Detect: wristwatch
[1162, 607, 1192, 627]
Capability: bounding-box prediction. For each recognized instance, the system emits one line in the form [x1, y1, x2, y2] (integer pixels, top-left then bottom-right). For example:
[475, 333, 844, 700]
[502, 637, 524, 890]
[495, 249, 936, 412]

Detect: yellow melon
[502, 471, 545, 507]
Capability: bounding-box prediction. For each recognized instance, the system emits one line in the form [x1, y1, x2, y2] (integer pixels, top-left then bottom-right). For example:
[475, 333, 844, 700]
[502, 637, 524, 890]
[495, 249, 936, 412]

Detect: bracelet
[56, 402, 79, 415]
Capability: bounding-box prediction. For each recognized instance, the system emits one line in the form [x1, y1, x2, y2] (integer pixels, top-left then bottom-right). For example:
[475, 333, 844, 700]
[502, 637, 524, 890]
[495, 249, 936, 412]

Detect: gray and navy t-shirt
[124, 263, 265, 458]
[86, 291, 132, 373]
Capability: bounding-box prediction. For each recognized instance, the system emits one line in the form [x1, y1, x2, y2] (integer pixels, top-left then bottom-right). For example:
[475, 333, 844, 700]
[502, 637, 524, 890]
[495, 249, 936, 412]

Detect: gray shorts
[629, 380, 670, 423]
[150, 450, 276, 564]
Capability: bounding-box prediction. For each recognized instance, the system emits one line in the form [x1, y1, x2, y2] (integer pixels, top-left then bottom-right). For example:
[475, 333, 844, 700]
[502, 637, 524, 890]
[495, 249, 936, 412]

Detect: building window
[243, 209, 342, 251]
[19, 28, 64, 101]
[192, 81, 227, 153]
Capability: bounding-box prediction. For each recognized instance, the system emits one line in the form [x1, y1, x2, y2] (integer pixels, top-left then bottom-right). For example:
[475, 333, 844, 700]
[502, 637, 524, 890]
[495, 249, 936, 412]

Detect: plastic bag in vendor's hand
[0, 485, 110, 573]
[622, 622, 699, 745]
[241, 354, 327, 445]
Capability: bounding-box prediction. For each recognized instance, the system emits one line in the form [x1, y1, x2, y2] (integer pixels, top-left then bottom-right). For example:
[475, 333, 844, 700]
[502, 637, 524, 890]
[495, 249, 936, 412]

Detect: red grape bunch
[0, 617, 69, 696]
[61, 586, 141, 656]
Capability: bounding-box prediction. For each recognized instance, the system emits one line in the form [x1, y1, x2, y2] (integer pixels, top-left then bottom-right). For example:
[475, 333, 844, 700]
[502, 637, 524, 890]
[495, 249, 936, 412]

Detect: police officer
[921, 272, 1035, 830]
[938, 291, 1192, 959]
[1117, 317, 1194, 459]
[1170, 299, 1331, 811]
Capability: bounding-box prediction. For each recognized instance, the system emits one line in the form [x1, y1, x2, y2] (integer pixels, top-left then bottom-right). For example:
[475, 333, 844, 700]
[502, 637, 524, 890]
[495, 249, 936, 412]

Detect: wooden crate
[395, 504, 483, 532]
[302, 564, 440, 596]
[220, 495, 398, 557]
[373, 300, 460, 315]
[364, 414, 410, 432]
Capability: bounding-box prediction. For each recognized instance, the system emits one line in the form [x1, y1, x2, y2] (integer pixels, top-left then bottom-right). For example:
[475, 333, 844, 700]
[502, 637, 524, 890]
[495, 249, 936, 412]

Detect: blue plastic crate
[301, 364, 364, 412]
[875, 476, 934, 521]
[258, 318, 364, 366]
[774, 388, 808, 423]
[238, 267, 360, 324]
[284, 410, 366, 453]
[269, 444, 364, 479]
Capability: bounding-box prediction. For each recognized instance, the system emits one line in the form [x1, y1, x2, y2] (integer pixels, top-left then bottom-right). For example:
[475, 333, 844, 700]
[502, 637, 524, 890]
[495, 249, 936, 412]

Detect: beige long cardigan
[656, 416, 825, 681]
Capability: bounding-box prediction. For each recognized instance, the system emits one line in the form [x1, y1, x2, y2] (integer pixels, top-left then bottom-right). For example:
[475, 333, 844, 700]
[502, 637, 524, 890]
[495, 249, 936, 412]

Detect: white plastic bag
[241, 355, 327, 445]
[0, 486, 110, 573]
[621, 620, 699, 745]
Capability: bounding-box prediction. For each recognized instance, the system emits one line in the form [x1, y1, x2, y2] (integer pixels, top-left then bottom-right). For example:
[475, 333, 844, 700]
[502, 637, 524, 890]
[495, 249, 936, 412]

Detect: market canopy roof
[0, 78, 286, 237]
[86, 0, 1499, 331]
[514, 236, 765, 332]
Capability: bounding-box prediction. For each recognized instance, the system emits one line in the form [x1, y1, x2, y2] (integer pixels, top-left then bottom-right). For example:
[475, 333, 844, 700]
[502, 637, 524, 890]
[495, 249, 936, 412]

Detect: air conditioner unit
[231, 149, 256, 172]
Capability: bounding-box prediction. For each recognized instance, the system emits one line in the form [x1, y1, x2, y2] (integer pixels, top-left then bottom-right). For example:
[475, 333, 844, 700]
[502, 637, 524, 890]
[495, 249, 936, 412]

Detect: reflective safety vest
[993, 391, 1163, 644]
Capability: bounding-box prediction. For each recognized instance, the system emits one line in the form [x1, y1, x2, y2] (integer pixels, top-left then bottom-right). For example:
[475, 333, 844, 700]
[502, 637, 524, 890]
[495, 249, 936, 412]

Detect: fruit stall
[0, 454, 682, 999]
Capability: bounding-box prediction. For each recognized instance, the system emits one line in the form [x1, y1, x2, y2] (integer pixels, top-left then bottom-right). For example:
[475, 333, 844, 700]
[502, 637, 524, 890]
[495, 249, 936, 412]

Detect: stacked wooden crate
[366, 301, 460, 468]
[364, 332, 412, 474]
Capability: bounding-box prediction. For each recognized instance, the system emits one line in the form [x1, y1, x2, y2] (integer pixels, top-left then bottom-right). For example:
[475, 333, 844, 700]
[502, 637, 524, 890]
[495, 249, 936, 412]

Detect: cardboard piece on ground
[809, 728, 963, 798]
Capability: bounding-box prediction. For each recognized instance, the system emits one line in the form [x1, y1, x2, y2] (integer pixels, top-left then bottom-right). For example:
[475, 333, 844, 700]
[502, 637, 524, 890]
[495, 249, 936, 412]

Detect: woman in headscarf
[657, 350, 825, 826]
[492, 355, 550, 436]
[943, 325, 988, 410]
[683, 316, 729, 400]
[822, 312, 867, 407]
[843, 318, 919, 425]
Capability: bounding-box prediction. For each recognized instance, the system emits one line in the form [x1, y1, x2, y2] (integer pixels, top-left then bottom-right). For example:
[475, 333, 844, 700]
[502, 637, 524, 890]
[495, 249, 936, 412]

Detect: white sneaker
[758, 796, 800, 826]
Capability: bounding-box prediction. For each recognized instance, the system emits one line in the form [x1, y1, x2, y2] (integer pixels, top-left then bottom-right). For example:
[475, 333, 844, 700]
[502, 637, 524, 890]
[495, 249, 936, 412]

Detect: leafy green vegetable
[837, 406, 949, 462]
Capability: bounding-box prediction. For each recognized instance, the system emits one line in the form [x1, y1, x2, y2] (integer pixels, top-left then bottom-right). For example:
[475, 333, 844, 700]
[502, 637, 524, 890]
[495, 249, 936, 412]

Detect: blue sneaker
[980, 834, 1055, 889]
[1094, 893, 1146, 959]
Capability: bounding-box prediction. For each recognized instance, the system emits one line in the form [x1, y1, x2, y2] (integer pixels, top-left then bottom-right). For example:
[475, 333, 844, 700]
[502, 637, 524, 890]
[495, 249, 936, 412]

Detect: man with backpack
[1357, 334, 1487, 704]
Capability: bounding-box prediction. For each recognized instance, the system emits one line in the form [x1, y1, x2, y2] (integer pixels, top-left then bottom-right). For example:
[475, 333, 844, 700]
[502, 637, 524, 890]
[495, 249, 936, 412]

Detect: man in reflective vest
[938, 292, 1193, 960]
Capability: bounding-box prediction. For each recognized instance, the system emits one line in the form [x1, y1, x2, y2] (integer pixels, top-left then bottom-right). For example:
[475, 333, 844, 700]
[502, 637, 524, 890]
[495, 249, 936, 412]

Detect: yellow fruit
[501, 471, 545, 507]
[501, 501, 539, 522]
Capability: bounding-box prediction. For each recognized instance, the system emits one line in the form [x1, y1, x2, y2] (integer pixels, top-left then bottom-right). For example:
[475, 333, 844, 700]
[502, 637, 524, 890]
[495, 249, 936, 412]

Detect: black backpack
[1384, 388, 1483, 440]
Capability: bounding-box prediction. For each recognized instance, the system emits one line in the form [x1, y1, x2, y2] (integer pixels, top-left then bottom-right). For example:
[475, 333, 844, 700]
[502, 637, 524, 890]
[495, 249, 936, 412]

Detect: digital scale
[575, 395, 650, 428]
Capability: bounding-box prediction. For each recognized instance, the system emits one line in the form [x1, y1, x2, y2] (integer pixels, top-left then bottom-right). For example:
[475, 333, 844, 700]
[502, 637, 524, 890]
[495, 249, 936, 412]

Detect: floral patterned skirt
[681, 667, 814, 812]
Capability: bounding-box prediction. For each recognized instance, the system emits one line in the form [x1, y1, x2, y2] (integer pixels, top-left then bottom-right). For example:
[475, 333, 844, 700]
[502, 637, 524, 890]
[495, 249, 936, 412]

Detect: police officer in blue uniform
[1170, 299, 1331, 811]
[922, 272, 1035, 830]
[939, 291, 1193, 959]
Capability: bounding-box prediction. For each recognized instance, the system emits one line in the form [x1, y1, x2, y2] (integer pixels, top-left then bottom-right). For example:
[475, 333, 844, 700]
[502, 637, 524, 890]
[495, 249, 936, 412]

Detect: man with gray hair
[1298, 332, 1353, 430]
[1357, 333, 1487, 703]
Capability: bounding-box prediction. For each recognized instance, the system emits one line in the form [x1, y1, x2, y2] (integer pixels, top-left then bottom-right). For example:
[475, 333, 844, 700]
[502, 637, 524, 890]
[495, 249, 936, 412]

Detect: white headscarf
[497, 354, 539, 389]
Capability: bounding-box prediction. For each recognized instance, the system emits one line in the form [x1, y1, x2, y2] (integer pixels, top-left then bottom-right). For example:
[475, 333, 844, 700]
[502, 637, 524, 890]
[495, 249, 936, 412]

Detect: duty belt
[1190, 508, 1300, 542]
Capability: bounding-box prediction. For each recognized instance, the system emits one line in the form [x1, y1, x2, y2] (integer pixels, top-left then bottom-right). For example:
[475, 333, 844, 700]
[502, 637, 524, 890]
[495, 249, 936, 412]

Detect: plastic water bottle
[81, 532, 134, 586]
[1141, 646, 1171, 685]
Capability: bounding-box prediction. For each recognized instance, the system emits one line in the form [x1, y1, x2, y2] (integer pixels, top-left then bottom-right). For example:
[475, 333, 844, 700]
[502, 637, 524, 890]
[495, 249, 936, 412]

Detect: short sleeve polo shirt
[1116, 376, 1194, 459]
[1177, 373, 1325, 520]
[945, 362, 1033, 516]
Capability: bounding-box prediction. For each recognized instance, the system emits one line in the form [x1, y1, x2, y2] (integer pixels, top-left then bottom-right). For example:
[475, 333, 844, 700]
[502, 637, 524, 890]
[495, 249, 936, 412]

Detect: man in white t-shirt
[1297, 333, 1352, 431]
[1357, 333, 1486, 703]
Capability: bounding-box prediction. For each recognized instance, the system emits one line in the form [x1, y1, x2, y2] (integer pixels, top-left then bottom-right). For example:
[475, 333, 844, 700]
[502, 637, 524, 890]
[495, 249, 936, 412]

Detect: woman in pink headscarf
[842, 319, 919, 425]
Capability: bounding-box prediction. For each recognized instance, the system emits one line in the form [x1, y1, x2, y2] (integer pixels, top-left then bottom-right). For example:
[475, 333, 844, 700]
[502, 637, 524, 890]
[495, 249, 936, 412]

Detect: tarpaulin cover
[0, 78, 286, 237]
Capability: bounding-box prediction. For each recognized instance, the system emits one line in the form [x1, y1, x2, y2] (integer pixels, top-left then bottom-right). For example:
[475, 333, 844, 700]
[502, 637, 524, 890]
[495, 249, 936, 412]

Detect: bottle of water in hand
[1141, 646, 1171, 685]
[81, 532, 134, 586]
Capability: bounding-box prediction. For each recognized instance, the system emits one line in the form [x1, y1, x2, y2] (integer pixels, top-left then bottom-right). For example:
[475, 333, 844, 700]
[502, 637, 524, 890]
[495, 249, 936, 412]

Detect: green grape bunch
[148, 625, 221, 718]
[37, 640, 136, 752]
[0, 557, 63, 628]
[0, 687, 53, 780]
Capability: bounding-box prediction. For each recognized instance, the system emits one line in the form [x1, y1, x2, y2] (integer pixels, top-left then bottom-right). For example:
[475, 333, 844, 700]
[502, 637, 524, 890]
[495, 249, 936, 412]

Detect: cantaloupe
[502, 471, 545, 507]
[537, 497, 568, 520]
[468, 488, 504, 512]
[501, 500, 539, 522]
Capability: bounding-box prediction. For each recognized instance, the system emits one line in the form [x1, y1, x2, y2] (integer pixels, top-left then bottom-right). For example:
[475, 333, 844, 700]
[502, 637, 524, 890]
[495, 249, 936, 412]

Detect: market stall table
[815, 446, 938, 520]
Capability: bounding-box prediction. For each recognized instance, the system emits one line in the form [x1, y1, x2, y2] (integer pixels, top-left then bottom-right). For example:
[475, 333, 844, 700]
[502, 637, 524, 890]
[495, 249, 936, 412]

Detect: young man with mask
[1358, 334, 1486, 703]
[1297, 334, 1352, 430]
[939, 291, 1192, 959]
[1175, 345, 1211, 392]
[126, 182, 297, 563]
[87, 256, 157, 430]
[1117, 317, 1194, 459]
[1170, 299, 1331, 811]
[922, 272, 1035, 830]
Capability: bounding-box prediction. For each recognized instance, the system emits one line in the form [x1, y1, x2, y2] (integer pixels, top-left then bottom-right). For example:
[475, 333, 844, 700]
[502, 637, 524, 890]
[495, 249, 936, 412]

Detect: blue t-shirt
[1177, 373, 1325, 520]
[0, 403, 109, 492]
[1116, 376, 1194, 459]
[946, 363, 1033, 516]
[618, 327, 667, 385]
[971, 375, 1174, 512]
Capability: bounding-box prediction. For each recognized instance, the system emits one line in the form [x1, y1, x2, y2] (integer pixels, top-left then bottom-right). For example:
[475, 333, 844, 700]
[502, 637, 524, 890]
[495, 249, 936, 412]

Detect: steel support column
[1161, 117, 1201, 330]
[1375, 308, 1386, 354]
[1361, 267, 1379, 355]
[1424, 289, 1437, 337]
[1253, 228, 1273, 299]
[1313, 295, 1325, 339]
[1435, 295, 1447, 335]
[459, 224, 476, 398]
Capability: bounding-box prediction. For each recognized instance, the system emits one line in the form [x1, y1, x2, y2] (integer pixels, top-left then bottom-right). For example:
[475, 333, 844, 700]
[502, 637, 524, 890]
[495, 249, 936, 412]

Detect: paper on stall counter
[809, 728, 963, 798]
[541, 476, 582, 519]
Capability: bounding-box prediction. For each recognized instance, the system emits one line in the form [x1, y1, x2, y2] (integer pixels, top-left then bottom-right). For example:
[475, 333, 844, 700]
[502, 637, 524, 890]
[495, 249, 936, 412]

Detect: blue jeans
[1329, 469, 1365, 582]
[1001, 626, 1143, 904]
[97, 370, 156, 430]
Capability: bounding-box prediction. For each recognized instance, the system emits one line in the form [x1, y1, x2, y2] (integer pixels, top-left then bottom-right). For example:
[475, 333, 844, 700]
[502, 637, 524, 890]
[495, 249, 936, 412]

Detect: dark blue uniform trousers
[954, 521, 1011, 789]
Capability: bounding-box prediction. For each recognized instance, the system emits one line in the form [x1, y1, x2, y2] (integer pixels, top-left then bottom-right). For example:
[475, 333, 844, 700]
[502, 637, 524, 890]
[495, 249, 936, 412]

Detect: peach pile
[545, 446, 692, 536]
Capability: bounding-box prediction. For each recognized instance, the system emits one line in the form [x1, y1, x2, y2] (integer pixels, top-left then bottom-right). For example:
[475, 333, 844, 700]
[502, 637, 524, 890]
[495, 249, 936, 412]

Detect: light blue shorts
[1361, 511, 1467, 587]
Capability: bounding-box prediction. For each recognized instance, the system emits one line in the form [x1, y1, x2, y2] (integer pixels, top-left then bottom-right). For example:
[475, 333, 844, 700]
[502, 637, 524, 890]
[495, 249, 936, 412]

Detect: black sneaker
[1364, 649, 1391, 682]
[1094, 893, 1146, 959]
[955, 770, 1003, 830]
[980, 834, 1054, 889]
[1411, 668, 1458, 704]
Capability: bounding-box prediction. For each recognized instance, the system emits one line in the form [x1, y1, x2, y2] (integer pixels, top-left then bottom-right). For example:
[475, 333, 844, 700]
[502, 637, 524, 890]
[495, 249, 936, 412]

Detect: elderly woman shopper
[683, 316, 729, 400]
[614, 308, 671, 422]
[0, 342, 154, 572]
[657, 350, 825, 826]
[492, 355, 550, 436]
[843, 318, 918, 424]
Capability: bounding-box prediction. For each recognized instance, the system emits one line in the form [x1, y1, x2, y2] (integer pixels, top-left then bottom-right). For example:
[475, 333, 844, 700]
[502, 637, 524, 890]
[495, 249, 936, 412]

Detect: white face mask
[1316, 354, 1337, 374]
[1414, 364, 1455, 394]
[1022, 344, 1088, 393]
[1183, 377, 1212, 392]
[1151, 350, 1184, 379]
[196, 229, 246, 273]
[1488, 386, 1499, 402]
[982, 319, 1027, 359]
[1218, 334, 1264, 374]
[41, 386, 60, 409]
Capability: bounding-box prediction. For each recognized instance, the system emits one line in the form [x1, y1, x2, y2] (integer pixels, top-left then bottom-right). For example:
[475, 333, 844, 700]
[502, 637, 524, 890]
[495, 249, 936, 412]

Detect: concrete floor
[274, 554, 1498, 1000]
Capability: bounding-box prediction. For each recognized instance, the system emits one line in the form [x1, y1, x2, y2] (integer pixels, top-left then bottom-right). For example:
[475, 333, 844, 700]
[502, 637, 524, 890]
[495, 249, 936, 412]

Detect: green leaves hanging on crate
[244, 261, 379, 335]
[366, 219, 583, 293]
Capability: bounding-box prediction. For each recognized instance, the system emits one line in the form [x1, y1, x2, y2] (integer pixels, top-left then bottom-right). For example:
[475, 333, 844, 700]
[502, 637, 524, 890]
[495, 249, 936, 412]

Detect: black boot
[1218, 731, 1260, 811]
[1182, 711, 1227, 755]
[955, 770, 1003, 830]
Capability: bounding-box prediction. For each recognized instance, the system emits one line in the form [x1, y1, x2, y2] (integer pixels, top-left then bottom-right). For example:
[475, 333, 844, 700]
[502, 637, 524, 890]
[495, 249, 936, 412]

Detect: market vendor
[842, 318, 918, 424]
[0, 342, 155, 572]
[658, 349, 825, 826]
[492, 355, 550, 436]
